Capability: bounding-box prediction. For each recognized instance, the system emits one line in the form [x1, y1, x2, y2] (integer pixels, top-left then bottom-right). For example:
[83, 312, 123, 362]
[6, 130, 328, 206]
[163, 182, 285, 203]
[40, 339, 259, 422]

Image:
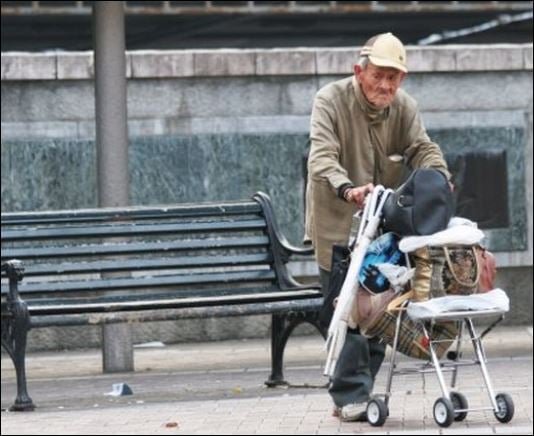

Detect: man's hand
[344, 183, 374, 209]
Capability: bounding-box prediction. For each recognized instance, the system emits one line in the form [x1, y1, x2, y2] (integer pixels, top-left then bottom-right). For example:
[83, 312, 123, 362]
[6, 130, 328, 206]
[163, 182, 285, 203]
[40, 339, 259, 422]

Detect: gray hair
[357, 56, 369, 69]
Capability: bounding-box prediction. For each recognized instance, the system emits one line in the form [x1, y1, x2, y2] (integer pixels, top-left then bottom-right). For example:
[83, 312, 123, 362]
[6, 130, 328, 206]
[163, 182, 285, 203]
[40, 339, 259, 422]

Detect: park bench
[1, 192, 325, 411]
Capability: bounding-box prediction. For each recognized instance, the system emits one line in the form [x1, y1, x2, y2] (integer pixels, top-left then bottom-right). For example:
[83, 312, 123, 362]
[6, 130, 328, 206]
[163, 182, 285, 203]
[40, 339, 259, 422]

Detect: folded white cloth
[406, 288, 509, 320]
[447, 217, 478, 229]
[399, 220, 485, 253]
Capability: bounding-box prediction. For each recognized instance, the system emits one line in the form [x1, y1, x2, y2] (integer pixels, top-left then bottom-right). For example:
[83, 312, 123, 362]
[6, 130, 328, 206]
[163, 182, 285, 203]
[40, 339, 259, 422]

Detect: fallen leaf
[165, 421, 179, 428]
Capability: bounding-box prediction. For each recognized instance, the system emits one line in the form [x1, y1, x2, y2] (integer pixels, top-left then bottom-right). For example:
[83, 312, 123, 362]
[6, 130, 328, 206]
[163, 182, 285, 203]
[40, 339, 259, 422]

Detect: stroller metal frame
[325, 186, 515, 428]
[368, 305, 515, 427]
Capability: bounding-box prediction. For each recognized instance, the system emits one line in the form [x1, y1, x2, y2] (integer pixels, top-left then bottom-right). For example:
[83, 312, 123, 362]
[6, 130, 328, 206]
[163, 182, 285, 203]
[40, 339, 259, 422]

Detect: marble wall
[1, 134, 308, 246]
[1, 126, 527, 253]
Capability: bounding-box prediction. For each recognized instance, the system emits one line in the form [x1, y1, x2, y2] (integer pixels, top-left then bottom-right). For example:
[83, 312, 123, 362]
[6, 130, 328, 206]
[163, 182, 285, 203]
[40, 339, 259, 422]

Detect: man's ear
[354, 64, 362, 80]
[399, 72, 407, 83]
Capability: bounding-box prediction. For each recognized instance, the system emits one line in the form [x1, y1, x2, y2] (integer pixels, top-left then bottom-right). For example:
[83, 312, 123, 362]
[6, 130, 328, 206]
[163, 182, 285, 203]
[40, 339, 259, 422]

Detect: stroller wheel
[494, 393, 514, 423]
[450, 391, 468, 421]
[366, 398, 388, 427]
[433, 397, 454, 428]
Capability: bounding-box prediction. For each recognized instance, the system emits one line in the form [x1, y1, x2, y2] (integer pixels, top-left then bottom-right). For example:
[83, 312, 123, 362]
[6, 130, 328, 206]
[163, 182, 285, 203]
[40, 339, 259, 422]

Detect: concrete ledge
[194, 49, 256, 77]
[315, 48, 355, 75]
[1, 52, 56, 80]
[455, 44, 525, 71]
[1, 110, 525, 139]
[256, 48, 316, 75]
[407, 46, 457, 72]
[2, 44, 532, 80]
[57, 51, 94, 80]
[130, 50, 193, 78]
[525, 44, 534, 69]
[2, 121, 80, 138]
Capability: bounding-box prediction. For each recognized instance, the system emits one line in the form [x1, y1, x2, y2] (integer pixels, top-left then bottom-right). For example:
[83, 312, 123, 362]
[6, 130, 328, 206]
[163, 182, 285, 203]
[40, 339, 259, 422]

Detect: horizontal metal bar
[26, 285, 282, 306]
[1, 218, 266, 241]
[28, 293, 323, 321]
[410, 309, 508, 321]
[438, 360, 482, 368]
[456, 406, 496, 412]
[2, 2, 531, 15]
[2, 268, 276, 295]
[1, 201, 260, 225]
[392, 367, 455, 375]
[13, 253, 272, 277]
[2, 236, 270, 260]
[391, 360, 483, 375]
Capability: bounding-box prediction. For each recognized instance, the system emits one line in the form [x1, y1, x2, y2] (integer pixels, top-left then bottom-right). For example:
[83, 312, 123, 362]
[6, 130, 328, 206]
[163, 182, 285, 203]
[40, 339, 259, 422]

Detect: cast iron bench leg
[265, 311, 327, 387]
[266, 313, 289, 387]
[1, 301, 35, 411]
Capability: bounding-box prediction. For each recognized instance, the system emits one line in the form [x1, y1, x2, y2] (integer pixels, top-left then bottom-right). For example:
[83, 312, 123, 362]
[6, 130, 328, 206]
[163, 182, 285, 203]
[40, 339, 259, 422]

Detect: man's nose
[377, 78, 390, 90]
[378, 83, 390, 93]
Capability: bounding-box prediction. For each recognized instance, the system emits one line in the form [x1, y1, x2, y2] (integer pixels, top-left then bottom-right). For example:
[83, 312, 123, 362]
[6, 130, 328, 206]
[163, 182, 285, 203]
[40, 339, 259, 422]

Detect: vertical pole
[94, 1, 129, 209]
[93, 1, 133, 373]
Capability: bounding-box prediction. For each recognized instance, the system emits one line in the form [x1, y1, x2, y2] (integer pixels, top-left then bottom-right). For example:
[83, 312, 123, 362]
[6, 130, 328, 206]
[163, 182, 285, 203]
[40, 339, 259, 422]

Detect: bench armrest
[1, 259, 25, 302]
[253, 191, 314, 259]
[253, 192, 317, 290]
[278, 241, 314, 257]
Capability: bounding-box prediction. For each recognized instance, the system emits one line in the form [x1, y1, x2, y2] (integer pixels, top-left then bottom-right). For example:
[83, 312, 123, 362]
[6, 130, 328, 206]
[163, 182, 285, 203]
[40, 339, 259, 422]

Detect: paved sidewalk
[1, 326, 533, 435]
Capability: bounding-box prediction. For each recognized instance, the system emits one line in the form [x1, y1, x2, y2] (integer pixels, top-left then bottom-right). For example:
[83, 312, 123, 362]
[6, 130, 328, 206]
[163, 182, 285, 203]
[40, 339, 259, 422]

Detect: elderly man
[305, 33, 451, 421]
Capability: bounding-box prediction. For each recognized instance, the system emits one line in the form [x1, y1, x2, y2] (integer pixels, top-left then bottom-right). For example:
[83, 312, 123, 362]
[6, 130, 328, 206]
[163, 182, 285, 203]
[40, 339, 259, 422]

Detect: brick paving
[1, 326, 532, 435]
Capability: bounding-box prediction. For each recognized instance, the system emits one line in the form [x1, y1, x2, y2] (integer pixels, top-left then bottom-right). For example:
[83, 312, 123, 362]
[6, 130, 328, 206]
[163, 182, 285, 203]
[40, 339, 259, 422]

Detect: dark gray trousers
[320, 268, 386, 407]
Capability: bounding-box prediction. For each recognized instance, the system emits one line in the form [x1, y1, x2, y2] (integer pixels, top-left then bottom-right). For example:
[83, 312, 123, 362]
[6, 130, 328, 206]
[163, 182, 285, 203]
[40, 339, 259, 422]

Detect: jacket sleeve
[308, 94, 353, 192]
[402, 107, 451, 181]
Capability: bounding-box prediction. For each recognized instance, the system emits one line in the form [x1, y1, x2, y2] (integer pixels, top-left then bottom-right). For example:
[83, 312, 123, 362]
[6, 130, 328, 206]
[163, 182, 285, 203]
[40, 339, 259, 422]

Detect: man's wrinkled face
[354, 62, 405, 109]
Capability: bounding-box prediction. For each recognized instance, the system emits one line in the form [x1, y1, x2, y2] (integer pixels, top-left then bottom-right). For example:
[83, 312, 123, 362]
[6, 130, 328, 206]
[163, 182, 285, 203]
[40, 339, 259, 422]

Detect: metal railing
[1, 1, 532, 15]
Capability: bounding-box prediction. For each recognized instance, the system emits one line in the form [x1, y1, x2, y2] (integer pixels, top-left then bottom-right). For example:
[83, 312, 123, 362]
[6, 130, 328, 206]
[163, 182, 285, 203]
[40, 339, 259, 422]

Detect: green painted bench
[1, 192, 325, 411]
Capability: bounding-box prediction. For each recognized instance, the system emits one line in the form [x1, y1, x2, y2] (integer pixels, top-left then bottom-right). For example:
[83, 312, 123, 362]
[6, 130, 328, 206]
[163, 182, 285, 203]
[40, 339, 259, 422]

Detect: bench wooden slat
[1, 201, 261, 225]
[26, 289, 322, 315]
[1, 236, 270, 260]
[22, 285, 283, 306]
[1, 219, 266, 241]
[10, 253, 272, 277]
[2, 269, 276, 295]
[28, 298, 324, 328]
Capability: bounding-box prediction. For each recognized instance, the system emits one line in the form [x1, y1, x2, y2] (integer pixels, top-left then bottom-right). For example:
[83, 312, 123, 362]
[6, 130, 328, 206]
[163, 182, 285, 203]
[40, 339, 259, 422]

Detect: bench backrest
[1, 193, 313, 315]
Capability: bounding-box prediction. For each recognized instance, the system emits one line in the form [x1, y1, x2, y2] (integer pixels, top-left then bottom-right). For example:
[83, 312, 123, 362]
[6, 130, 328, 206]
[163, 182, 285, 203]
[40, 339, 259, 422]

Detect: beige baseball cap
[360, 32, 408, 73]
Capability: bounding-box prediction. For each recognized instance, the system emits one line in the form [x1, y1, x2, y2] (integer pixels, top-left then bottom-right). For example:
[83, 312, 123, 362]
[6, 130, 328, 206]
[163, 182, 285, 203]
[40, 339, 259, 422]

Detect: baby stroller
[324, 183, 515, 428]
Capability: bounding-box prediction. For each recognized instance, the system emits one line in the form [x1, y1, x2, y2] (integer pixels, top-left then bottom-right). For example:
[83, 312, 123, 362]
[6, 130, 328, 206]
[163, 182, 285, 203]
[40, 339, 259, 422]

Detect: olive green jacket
[305, 76, 450, 271]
